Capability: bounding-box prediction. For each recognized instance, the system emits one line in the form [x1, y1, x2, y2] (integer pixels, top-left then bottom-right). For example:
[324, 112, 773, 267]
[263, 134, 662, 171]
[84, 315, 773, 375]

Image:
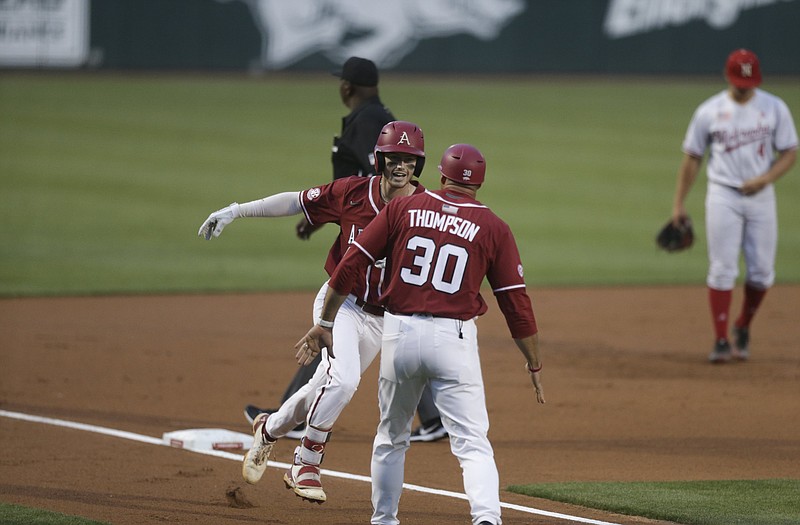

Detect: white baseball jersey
[682, 88, 797, 291]
[682, 88, 798, 187]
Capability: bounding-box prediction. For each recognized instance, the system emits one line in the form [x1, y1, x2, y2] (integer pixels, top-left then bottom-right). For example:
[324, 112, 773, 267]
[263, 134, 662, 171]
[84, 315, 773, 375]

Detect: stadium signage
[604, 0, 797, 38]
[0, 0, 89, 66]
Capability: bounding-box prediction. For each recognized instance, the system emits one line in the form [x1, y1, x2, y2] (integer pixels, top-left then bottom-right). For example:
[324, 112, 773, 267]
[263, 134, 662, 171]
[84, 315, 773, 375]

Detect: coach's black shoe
[409, 418, 448, 443]
[244, 404, 274, 425]
[708, 339, 732, 364]
[244, 404, 305, 440]
[732, 326, 750, 361]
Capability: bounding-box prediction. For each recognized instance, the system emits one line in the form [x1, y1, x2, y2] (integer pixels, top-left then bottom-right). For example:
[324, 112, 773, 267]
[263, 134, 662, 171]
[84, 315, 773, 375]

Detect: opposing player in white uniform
[298, 144, 545, 525]
[198, 121, 428, 503]
[670, 49, 798, 363]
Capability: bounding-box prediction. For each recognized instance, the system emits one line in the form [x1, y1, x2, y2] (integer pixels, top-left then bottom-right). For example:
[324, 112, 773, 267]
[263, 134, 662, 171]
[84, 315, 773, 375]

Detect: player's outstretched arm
[198, 191, 304, 240]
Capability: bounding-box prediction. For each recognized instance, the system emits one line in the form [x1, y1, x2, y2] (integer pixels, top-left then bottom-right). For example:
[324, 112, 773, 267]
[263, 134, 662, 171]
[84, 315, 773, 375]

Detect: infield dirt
[1, 285, 798, 524]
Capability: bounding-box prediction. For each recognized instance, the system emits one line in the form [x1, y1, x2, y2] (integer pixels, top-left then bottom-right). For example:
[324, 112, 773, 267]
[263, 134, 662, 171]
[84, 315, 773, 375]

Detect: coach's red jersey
[333, 188, 530, 323]
[299, 175, 424, 304]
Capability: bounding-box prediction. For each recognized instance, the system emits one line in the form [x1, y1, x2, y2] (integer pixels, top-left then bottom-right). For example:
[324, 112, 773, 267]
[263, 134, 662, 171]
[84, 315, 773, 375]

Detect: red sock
[735, 283, 767, 328]
[708, 287, 732, 341]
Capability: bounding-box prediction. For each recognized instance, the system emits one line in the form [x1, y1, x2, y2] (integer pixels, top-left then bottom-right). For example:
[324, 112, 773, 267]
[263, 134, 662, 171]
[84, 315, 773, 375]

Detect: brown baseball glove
[656, 216, 694, 252]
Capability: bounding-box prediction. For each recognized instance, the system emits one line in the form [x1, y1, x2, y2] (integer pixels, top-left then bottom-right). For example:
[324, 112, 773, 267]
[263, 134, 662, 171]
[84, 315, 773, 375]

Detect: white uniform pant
[266, 282, 383, 436]
[371, 313, 501, 525]
[705, 182, 777, 291]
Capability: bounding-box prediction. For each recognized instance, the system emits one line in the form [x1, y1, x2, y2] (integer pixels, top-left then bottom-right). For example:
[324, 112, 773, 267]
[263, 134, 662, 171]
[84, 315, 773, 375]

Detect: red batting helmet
[438, 144, 486, 186]
[374, 121, 426, 177]
[725, 49, 761, 89]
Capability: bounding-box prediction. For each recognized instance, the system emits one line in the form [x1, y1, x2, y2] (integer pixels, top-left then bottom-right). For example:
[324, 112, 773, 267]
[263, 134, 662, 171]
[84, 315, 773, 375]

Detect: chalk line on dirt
[1, 409, 622, 525]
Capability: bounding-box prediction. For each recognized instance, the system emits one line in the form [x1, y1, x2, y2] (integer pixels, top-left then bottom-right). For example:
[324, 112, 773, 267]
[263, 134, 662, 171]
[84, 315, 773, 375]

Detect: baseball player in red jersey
[198, 121, 428, 503]
[298, 144, 544, 525]
[671, 49, 798, 363]
[244, 56, 446, 442]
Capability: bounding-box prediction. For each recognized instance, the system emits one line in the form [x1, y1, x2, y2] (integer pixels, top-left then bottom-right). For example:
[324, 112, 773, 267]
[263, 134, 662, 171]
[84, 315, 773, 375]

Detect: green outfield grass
[2, 69, 799, 525]
[0, 503, 108, 525]
[508, 479, 800, 525]
[1, 73, 799, 296]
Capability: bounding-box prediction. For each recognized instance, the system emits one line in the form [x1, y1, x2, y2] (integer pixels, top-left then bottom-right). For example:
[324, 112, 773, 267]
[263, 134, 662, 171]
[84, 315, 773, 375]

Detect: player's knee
[745, 271, 774, 290]
[449, 433, 493, 460]
[707, 275, 736, 290]
[337, 376, 361, 399]
[707, 265, 737, 290]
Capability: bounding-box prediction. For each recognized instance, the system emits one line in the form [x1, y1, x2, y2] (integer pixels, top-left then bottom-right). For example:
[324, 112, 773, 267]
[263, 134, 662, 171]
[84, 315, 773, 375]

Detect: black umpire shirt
[332, 96, 394, 180]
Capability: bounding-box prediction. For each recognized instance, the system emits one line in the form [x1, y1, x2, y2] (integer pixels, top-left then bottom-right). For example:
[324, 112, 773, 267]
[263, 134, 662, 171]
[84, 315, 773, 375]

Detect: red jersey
[329, 188, 537, 338]
[299, 175, 425, 305]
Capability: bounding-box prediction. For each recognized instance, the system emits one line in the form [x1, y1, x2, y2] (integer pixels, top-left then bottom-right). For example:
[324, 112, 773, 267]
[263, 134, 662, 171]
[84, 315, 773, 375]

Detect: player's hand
[670, 211, 689, 227]
[739, 177, 767, 196]
[198, 203, 240, 240]
[526, 364, 545, 404]
[295, 217, 322, 240]
[295, 324, 334, 365]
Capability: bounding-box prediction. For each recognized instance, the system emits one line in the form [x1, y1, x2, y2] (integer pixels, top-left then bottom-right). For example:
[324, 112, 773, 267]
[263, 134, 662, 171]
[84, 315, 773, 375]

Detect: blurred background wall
[2, 0, 799, 74]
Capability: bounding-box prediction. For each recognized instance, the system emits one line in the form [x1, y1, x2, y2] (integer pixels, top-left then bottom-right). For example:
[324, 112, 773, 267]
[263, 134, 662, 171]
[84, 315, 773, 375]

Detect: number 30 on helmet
[438, 144, 485, 186]
[373, 121, 426, 177]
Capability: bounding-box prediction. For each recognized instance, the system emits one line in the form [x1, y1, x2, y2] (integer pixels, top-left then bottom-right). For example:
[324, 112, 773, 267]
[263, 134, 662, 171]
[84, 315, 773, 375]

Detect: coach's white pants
[371, 313, 501, 525]
[266, 282, 383, 436]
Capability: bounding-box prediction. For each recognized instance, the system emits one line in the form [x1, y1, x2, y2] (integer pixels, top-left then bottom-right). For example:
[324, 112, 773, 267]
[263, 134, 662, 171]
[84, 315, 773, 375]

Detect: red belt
[355, 298, 385, 317]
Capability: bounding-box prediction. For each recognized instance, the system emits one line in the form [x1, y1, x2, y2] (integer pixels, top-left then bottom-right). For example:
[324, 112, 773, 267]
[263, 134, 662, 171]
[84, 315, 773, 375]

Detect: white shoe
[242, 413, 275, 484]
[283, 446, 326, 503]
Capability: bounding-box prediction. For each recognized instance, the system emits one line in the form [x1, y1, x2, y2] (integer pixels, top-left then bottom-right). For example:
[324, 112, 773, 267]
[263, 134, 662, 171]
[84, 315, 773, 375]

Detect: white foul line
[0, 410, 621, 525]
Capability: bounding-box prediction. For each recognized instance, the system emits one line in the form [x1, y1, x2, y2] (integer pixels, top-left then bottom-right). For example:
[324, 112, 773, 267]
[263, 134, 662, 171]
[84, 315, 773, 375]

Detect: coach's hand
[198, 203, 240, 240]
[526, 363, 545, 404]
[295, 324, 334, 366]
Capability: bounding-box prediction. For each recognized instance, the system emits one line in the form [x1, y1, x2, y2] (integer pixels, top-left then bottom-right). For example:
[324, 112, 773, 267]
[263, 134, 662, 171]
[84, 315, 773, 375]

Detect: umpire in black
[296, 57, 395, 240]
[331, 56, 395, 180]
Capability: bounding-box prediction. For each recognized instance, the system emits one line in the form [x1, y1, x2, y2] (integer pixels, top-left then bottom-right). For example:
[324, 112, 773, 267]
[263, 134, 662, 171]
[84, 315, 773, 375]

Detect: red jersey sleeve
[328, 245, 375, 296]
[495, 288, 538, 339]
[328, 206, 391, 295]
[299, 179, 345, 226]
[486, 221, 537, 338]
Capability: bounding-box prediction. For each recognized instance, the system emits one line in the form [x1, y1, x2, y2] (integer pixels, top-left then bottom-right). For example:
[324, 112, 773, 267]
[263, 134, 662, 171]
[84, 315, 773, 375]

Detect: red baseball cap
[725, 49, 761, 89]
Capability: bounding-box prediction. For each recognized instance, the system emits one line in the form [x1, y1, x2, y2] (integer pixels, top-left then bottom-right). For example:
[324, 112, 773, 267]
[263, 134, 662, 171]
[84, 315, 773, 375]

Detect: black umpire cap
[333, 57, 379, 87]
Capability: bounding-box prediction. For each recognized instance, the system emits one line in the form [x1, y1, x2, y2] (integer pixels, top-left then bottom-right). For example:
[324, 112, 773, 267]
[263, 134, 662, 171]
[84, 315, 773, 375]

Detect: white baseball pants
[266, 282, 383, 436]
[705, 182, 777, 291]
[371, 313, 501, 525]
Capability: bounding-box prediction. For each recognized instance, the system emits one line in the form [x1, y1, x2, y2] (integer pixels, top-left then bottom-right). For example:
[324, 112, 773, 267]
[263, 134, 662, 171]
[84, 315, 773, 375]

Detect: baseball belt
[355, 298, 384, 317]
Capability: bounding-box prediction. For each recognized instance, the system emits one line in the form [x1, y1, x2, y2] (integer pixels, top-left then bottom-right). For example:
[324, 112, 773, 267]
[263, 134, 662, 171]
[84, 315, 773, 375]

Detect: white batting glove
[197, 203, 241, 240]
